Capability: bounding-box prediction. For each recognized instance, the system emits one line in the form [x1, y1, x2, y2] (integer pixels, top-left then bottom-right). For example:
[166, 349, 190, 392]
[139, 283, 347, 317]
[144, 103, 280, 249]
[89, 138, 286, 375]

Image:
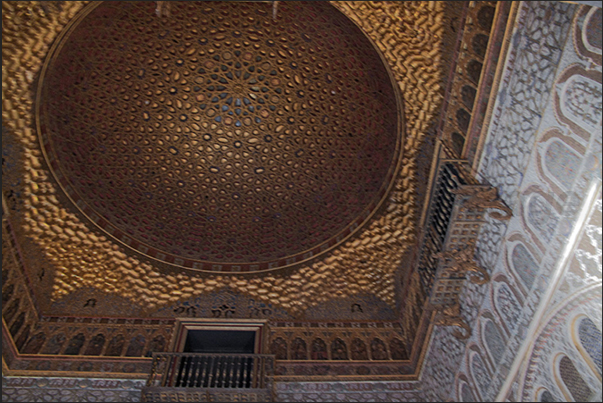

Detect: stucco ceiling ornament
[2, 1, 446, 317]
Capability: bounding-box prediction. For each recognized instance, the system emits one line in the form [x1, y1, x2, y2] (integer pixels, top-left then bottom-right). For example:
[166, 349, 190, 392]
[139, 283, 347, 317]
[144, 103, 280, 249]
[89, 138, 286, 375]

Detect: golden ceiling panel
[2, 1, 445, 318]
[38, 1, 403, 272]
[332, 1, 446, 149]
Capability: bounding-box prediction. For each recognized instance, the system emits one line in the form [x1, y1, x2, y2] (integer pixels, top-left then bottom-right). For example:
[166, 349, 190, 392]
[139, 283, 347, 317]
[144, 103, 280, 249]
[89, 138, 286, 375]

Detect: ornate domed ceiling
[37, 1, 402, 272]
[3, 0, 454, 321]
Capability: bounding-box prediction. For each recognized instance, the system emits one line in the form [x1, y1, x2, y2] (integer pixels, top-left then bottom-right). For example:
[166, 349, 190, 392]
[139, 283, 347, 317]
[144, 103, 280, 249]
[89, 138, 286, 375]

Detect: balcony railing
[142, 353, 275, 402]
[416, 160, 470, 294]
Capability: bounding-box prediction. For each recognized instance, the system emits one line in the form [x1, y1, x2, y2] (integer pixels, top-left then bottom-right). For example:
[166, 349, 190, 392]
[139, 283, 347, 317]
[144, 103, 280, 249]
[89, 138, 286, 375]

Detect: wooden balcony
[141, 353, 275, 402]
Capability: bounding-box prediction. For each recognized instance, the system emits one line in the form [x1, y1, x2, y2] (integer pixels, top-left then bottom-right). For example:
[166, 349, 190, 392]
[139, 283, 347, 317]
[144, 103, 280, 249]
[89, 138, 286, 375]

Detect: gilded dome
[37, 1, 403, 272]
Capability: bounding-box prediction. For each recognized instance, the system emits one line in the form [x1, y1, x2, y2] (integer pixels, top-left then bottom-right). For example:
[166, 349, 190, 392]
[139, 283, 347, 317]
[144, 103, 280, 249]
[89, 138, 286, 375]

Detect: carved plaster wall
[2, 377, 145, 403]
[450, 2, 602, 402]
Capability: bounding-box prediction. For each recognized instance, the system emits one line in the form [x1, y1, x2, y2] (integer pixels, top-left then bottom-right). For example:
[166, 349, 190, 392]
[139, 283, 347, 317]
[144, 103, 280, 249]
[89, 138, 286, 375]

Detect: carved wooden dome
[37, 1, 403, 272]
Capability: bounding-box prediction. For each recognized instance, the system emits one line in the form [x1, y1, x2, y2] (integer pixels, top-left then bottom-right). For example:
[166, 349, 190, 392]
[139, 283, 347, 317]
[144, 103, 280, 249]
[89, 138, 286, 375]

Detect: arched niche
[537, 388, 557, 402]
[351, 338, 368, 360]
[64, 332, 86, 355]
[84, 333, 106, 356]
[573, 315, 602, 377]
[469, 351, 492, 399]
[509, 241, 539, 291]
[291, 337, 308, 360]
[22, 332, 46, 355]
[125, 334, 146, 357]
[482, 318, 506, 366]
[555, 354, 594, 401]
[331, 338, 348, 360]
[270, 337, 287, 360]
[310, 338, 327, 360]
[459, 380, 477, 402]
[41, 332, 66, 355]
[145, 334, 166, 358]
[370, 338, 388, 360]
[525, 193, 560, 243]
[493, 281, 523, 335]
[542, 139, 582, 190]
[105, 334, 126, 356]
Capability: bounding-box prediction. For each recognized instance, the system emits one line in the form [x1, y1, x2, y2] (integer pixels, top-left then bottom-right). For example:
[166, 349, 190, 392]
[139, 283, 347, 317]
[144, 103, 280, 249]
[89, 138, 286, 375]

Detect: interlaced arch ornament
[537, 388, 557, 402]
[482, 319, 505, 366]
[556, 354, 594, 402]
[509, 241, 539, 291]
[36, 1, 404, 273]
[574, 315, 602, 377]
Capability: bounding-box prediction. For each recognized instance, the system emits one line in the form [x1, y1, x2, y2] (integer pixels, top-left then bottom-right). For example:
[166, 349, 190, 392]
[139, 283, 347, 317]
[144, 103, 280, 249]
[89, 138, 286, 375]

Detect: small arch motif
[467, 60, 483, 84]
[390, 338, 408, 360]
[9, 312, 25, 337]
[456, 108, 472, 133]
[145, 335, 166, 357]
[22, 332, 46, 354]
[460, 382, 477, 402]
[105, 334, 126, 356]
[471, 353, 491, 396]
[494, 283, 522, 333]
[484, 319, 505, 365]
[331, 338, 348, 360]
[544, 140, 581, 190]
[64, 333, 86, 355]
[270, 337, 287, 360]
[511, 242, 539, 290]
[125, 334, 146, 357]
[539, 389, 557, 402]
[477, 5, 496, 30]
[527, 194, 559, 242]
[42, 332, 66, 355]
[311, 338, 327, 360]
[3, 298, 20, 324]
[2, 284, 14, 305]
[461, 85, 477, 110]
[472, 34, 489, 58]
[578, 318, 602, 375]
[370, 338, 388, 360]
[84, 333, 106, 356]
[15, 325, 30, 351]
[451, 132, 465, 156]
[559, 355, 593, 401]
[291, 337, 307, 360]
[350, 338, 368, 360]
